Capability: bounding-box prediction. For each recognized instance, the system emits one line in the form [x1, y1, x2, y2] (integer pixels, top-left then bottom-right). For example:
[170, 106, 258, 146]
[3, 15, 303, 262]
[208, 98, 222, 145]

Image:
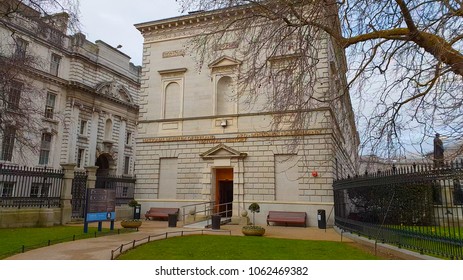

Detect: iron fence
[0, 164, 63, 208]
[333, 161, 463, 259]
[95, 175, 135, 206]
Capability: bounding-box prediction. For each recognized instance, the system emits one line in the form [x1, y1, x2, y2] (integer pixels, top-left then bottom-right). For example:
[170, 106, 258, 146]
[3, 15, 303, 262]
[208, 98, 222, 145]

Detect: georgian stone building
[134, 6, 358, 226]
[0, 2, 139, 176]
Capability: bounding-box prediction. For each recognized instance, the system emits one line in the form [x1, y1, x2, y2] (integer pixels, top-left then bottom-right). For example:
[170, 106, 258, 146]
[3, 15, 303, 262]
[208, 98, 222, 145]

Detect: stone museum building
[134, 5, 359, 226]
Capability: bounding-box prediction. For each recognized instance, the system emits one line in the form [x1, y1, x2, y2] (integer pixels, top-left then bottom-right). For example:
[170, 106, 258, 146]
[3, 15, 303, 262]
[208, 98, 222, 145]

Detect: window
[44, 92, 56, 119]
[77, 148, 85, 168]
[126, 132, 132, 145]
[50, 53, 61, 76]
[14, 38, 27, 59]
[1, 125, 15, 161]
[79, 120, 87, 136]
[1, 182, 14, 197]
[39, 132, 52, 165]
[124, 156, 130, 174]
[7, 81, 22, 110]
[30, 183, 50, 198]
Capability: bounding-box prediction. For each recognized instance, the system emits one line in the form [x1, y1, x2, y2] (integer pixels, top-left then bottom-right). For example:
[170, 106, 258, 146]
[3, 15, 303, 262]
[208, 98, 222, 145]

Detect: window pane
[44, 93, 56, 118]
[50, 54, 61, 76]
[124, 156, 130, 174]
[1, 126, 15, 161]
[8, 81, 22, 110]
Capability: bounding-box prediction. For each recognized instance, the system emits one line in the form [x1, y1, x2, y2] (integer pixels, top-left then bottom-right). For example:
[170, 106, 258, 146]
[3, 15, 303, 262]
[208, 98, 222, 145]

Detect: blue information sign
[84, 189, 116, 233]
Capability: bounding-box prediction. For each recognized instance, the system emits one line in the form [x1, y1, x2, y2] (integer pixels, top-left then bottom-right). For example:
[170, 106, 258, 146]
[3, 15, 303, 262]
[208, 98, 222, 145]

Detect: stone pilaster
[85, 166, 99, 189]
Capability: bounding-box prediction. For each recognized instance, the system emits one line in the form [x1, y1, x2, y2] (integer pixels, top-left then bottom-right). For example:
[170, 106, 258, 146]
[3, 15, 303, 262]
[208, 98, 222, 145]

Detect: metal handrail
[181, 201, 233, 226]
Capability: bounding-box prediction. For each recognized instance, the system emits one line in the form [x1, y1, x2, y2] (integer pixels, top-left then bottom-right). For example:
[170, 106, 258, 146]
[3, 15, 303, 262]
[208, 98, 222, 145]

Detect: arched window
[104, 119, 113, 141]
[164, 82, 181, 119]
[216, 76, 234, 115]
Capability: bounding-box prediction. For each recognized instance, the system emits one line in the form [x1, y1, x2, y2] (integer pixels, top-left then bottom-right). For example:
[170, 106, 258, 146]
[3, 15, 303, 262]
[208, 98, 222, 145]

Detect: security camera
[220, 120, 227, 128]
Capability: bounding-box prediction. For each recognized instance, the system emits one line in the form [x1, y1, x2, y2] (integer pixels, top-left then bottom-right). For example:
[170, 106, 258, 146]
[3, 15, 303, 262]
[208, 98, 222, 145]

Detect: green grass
[117, 235, 381, 260]
[0, 226, 133, 259]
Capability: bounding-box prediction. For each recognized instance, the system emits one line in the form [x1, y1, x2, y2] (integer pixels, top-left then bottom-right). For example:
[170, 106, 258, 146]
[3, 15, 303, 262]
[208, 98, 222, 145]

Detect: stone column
[60, 163, 76, 225]
[85, 166, 99, 189]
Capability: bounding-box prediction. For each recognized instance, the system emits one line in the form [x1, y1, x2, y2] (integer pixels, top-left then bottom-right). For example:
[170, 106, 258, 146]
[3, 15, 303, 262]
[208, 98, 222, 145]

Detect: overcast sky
[79, 0, 183, 65]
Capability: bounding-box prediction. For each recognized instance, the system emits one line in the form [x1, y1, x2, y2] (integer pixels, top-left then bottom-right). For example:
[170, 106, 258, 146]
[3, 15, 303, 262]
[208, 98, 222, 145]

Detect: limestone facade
[135, 7, 358, 226]
[0, 3, 139, 176]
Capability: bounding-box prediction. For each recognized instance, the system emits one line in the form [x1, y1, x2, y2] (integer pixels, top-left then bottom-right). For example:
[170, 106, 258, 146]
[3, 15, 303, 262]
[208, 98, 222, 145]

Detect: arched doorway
[95, 153, 115, 188]
[96, 153, 112, 176]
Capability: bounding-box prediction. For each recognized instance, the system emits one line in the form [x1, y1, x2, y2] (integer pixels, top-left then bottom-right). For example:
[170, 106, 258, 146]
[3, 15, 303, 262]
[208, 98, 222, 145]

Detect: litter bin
[133, 204, 141, 219]
[211, 214, 221, 230]
[168, 213, 178, 227]
[317, 209, 326, 229]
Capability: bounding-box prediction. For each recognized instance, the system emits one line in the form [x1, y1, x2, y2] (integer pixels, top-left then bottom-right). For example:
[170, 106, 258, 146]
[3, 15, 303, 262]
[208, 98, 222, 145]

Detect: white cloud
[78, 0, 182, 65]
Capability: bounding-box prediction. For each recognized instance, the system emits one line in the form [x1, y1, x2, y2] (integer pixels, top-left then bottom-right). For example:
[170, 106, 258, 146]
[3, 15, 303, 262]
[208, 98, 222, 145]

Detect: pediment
[200, 144, 247, 159]
[96, 81, 134, 104]
[208, 56, 242, 69]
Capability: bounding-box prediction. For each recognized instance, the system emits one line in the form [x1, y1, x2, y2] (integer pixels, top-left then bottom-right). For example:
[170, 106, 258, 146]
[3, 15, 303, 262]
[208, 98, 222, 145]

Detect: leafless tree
[176, 0, 463, 159]
[0, 0, 79, 161]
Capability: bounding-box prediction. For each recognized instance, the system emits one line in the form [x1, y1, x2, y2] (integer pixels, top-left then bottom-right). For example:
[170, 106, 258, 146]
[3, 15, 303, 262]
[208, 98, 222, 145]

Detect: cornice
[135, 6, 251, 43]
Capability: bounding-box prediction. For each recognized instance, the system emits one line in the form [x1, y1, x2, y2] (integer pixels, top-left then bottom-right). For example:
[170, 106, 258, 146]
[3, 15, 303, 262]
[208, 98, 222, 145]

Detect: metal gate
[71, 171, 87, 219]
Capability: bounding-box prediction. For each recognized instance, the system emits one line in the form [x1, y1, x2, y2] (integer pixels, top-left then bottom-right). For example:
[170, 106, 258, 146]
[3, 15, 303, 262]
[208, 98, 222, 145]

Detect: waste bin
[168, 213, 177, 227]
[211, 214, 221, 230]
[317, 209, 326, 229]
[133, 204, 141, 219]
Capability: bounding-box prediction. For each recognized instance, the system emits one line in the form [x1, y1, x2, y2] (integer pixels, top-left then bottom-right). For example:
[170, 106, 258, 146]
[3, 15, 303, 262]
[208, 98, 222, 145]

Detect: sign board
[85, 188, 116, 223]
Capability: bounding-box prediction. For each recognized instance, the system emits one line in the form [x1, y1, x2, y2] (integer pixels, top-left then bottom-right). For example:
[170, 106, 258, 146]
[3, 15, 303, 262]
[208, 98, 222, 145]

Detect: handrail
[181, 201, 233, 226]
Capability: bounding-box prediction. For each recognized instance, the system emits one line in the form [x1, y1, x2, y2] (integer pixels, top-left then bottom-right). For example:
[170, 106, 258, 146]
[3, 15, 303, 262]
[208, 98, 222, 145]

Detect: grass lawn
[0, 226, 132, 259]
[117, 235, 382, 260]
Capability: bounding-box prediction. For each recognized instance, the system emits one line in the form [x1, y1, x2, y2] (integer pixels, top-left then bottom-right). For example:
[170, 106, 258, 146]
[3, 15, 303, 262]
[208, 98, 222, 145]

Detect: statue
[433, 133, 444, 167]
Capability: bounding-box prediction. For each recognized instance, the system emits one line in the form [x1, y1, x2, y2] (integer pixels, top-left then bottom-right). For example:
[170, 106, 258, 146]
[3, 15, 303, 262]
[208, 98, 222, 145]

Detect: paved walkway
[6, 221, 350, 260]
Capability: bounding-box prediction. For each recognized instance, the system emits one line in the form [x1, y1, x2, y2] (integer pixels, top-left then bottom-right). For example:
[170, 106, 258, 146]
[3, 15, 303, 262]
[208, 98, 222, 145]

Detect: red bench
[145, 207, 179, 221]
[267, 211, 307, 227]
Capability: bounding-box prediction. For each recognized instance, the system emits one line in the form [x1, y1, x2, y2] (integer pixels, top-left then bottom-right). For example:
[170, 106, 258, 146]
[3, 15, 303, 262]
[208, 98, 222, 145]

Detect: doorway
[215, 168, 233, 217]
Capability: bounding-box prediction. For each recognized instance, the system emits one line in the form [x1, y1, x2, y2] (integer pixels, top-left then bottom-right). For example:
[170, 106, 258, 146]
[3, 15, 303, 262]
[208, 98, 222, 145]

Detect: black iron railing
[334, 161, 463, 259]
[0, 164, 63, 208]
[95, 175, 135, 206]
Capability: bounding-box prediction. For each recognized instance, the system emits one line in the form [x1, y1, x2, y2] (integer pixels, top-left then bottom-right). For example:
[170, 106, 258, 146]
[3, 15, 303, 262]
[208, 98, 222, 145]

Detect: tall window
[124, 156, 130, 174]
[39, 132, 52, 165]
[14, 38, 27, 59]
[44, 92, 56, 119]
[7, 81, 22, 110]
[126, 131, 132, 146]
[1, 126, 15, 161]
[50, 53, 61, 76]
[79, 120, 87, 136]
[77, 148, 85, 168]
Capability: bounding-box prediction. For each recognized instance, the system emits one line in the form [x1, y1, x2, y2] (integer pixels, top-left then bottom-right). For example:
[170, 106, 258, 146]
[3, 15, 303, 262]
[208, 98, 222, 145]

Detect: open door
[215, 168, 233, 217]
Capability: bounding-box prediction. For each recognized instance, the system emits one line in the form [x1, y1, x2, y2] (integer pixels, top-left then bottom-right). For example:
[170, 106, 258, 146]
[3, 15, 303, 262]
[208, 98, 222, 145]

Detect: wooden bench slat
[267, 210, 307, 227]
[145, 207, 179, 221]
